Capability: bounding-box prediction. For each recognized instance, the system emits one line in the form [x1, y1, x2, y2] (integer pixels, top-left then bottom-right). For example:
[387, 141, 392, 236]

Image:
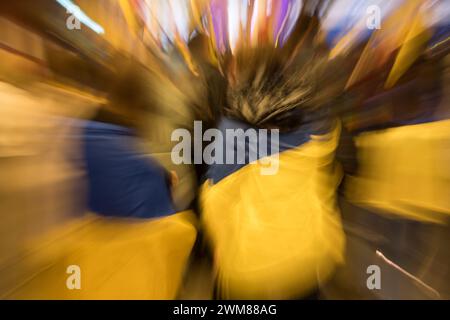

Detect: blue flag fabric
[83, 120, 175, 218]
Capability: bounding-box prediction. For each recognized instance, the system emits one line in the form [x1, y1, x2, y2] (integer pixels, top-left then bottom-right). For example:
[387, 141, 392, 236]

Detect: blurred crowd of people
[0, 0, 449, 300]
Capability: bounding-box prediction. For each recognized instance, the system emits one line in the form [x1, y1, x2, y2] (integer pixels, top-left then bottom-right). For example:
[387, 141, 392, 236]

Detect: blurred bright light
[55, 0, 105, 34]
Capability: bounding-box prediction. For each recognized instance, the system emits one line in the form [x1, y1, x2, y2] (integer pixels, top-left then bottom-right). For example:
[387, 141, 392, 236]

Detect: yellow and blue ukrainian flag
[200, 117, 346, 299]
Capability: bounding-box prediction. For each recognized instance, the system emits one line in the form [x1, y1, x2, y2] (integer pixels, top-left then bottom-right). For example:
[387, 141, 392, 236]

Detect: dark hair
[224, 46, 331, 132]
[108, 60, 158, 113]
[97, 58, 162, 129]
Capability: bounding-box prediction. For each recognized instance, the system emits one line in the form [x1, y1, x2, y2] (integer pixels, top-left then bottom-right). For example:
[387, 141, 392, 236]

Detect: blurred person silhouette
[337, 26, 450, 299]
[6, 58, 197, 300]
[186, 33, 228, 185]
[199, 2, 348, 299]
[83, 59, 178, 218]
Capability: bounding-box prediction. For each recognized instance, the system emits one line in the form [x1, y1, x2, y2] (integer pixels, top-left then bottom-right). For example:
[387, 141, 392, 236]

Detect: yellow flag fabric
[385, 9, 432, 88]
[345, 1, 426, 89]
[346, 119, 450, 224]
[200, 124, 346, 299]
[4, 211, 197, 299]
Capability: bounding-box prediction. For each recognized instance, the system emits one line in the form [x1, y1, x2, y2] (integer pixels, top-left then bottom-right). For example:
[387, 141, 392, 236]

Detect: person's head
[105, 58, 161, 130]
[224, 45, 331, 132]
